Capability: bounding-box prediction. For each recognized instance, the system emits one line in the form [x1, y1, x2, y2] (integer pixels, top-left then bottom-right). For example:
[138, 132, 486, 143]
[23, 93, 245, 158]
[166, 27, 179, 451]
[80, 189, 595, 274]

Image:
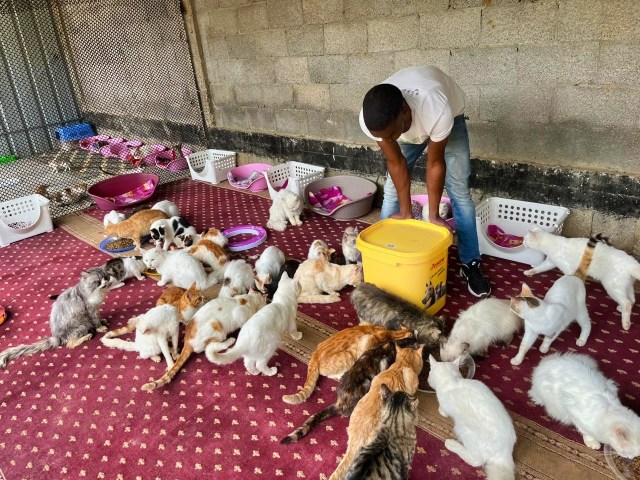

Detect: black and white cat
[150, 216, 198, 250]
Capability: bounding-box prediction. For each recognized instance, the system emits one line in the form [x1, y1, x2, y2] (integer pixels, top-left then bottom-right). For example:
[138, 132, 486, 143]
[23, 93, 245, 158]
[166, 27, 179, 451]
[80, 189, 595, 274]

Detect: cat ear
[409, 395, 419, 411]
[142, 327, 155, 335]
[520, 283, 533, 297]
[428, 354, 437, 365]
[188, 281, 197, 291]
[460, 342, 470, 355]
[329, 248, 336, 255]
[438, 335, 447, 346]
[380, 384, 392, 400]
[281, 272, 290, 280]
[612, 424, 631, 448]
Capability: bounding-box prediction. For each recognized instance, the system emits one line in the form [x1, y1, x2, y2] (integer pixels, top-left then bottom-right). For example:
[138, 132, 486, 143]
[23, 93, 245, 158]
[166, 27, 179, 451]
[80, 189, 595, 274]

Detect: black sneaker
[460, 259, 491, 297]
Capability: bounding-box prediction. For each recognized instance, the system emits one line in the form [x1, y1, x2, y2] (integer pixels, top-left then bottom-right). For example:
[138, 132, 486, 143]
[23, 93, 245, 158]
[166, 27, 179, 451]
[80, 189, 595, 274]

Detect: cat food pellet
[7, 221, 33, 229]
[104, 238, 134, 251]
[612, 454, 640, 479]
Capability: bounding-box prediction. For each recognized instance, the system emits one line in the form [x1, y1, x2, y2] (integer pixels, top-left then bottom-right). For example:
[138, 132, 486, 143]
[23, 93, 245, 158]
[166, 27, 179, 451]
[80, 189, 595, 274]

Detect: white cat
[307, 239, 334, 260]
[103, 210, 126, 228]
[207, 273, 302, 376]
[267, 189, 303, 232]
[101, 304, 180, 369]
[529, 353, 640, 459]
[151, 200, 180, 218]
[509, 277, 591, 366]
[142, 245, 217, 290]
[254, 246, 286, 293]
[428, 354, 516, 480]
[440, 298, 522, 361]
[523, 229, 640, 330]
[219, 259, 256, 298]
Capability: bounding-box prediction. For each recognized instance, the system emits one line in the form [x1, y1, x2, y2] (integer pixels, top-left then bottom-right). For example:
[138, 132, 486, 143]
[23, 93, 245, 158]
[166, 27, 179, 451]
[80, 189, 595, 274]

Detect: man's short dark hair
[362, 83, 404, 132]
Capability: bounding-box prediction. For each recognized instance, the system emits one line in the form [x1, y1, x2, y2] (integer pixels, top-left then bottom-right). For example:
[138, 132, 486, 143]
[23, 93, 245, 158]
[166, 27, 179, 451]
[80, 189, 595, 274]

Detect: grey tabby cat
[344, 385, 418, 480]
[342, 226, 362, 264]
[0, 269, 111, 368]
[351, 282, 444, 347]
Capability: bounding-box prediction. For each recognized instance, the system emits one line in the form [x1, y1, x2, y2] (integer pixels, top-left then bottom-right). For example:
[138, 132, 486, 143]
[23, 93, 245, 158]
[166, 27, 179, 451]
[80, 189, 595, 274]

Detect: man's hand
[391, 211, 413, 220]
[429, 215, 454, 233]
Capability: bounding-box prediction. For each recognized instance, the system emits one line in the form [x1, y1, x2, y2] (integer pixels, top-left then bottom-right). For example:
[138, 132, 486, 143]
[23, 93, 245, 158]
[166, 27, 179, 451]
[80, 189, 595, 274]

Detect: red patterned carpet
[0, 179, 636, 479]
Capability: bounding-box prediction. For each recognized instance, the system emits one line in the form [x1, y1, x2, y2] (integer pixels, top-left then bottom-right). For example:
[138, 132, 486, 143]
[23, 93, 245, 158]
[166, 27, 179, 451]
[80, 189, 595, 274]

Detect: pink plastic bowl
[88, 173, 159, 211]
[227, 163, 272, 192]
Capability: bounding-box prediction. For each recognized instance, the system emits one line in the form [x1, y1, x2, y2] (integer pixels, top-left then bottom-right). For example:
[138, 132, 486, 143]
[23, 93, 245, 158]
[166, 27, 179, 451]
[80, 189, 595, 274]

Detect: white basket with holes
[475, 197, 570, 266]
[0, 194, 54, 247]
[262, 161, 325, 201]
[186, 149, 236, 185]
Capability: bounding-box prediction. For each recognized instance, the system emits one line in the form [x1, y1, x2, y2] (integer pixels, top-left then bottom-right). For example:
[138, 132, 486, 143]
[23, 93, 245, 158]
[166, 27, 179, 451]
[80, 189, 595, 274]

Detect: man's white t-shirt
[359, 66, 466, 144]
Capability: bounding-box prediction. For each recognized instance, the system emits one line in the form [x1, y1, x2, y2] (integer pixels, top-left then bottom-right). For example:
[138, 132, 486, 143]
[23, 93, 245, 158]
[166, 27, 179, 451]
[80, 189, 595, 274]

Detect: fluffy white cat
[101, 304, 180, 368]
[207, 273, 302, 376]
[509, 278, 591, 366]
[267, 189, 303, 232]
[254, 246, 286, 293]
[219, 259, 256, 298]
[151, 200, 180, 218]
[523, 229, 640, 330]
[428, 354, 516, 480]
[103, 210, 126, 228]
[440, 298, 522, 361]
[142, 245, 217, 290]
[529, 353, 640, 459]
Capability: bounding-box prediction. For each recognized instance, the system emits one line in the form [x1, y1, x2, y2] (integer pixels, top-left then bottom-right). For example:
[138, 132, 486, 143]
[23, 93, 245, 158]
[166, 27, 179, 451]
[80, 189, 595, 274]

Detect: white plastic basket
[476, 197, 570, 266]
[262, 161, 325, 200]
[0, 194, 54, 247]
[186, 149, 236, 185]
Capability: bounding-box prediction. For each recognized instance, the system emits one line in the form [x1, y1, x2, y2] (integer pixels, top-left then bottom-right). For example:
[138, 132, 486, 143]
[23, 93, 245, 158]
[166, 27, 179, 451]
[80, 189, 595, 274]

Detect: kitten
[308, 239, 333, 260]
[529, 353, 640, 459]
[344, 385, 418, 480]
[342, 226, 362, 264]
[151, 200, 180, 218]
[0, 269, 111, 368]
[254, 246, 286, 293]
[101, 304, 180, 369]
[350, 282, 443, 347]
[36, 183, 86, 205]
[509, 277, 591, 366]
[102, 256, 146, 288]
[188, 227, 230, 279]
[329, 344, 424, 480]
[428, 354, 516, 480]
[206, 273, 302, 376]
[440, 298, 522, 361]
[294, 257, 363, 304]
[219, 259, 256, 298]
[104, 209, 168, 251]
[523, 229, 640, 330]
[267, 189, 303, 232]
[282, 324, 415, 405]
[281, 340, 408, 444]
[265, 259, 301, 300]
[141, 290, 266, 391]
[142, 245, 218, 290]
[103, 210, 126, 227]
[156, 282, 207, 323]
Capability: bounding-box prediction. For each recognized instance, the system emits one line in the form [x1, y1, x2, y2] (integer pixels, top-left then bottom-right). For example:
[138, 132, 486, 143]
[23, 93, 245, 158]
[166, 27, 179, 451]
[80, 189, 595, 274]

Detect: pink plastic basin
[88, 173, 159, 211]
[228, 163, 272, 192]
[411, 194, 456, 229]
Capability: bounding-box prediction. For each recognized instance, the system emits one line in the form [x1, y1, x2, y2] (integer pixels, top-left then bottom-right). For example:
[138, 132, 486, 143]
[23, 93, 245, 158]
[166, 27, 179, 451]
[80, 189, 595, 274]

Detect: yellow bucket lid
[357, 218, 453, 260]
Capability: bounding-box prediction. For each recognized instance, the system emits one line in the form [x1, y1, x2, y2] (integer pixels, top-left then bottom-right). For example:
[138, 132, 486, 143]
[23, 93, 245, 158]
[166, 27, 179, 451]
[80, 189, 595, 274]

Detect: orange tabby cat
[282, 324, 414, 405]
[103, 209, 168, 251]
[329, 344, 424, 480]
[156, 282, 207, 323]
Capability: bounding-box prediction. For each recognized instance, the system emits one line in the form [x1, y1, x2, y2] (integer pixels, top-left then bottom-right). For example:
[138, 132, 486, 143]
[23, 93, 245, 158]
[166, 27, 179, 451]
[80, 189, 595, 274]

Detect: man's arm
[426, 137, 453, 231]
[378, 139, 413, 219]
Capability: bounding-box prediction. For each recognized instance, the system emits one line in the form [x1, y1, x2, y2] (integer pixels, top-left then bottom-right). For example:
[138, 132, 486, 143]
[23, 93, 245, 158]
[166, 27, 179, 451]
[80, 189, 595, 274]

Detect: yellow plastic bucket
[356, 219, 453, 315]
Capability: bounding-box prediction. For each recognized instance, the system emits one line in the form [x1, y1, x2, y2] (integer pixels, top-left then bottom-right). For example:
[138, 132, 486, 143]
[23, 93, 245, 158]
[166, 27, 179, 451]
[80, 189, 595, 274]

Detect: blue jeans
[380, 115, 480, 264]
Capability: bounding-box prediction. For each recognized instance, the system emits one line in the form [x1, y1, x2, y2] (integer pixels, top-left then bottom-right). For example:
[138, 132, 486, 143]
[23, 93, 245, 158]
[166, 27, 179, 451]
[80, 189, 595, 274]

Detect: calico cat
[341, 226, 362, 264]
[267, 189, 303, 232]
[219, 259, 256, 298]
[0, 269, 111, 368]
[344, 385, 418, 480]
[523, 229, 640, 330]
[281, 340, 415, 444]
[328, 344, 424, 480]
[350, 282, 444, 347]
[265, 259, 301, 300]
[529, 353, 640, 459]
[141, 290, 266, 391]
[104, 208, 168, 251]
[440, 298, 522, 361]
[294, 257, 363, 304]
[188, 227, 230, 279]
[206, 273, 301, 376]
[282, 324, 414, 405]
[101, 304, 180, 368]
[428, 354, 516, 480]
[155, 282, 207, 323]
[142, 245, 218, 290]
[308, 239, 333, 260]
[254, 246, 286, 293]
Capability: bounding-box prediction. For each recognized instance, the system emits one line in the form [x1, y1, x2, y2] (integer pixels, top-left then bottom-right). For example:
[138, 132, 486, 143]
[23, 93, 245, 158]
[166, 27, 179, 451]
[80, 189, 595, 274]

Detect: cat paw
[510, 357, 522, 366]
[290, 331, 303, 341]
[622, 320, 631, 330]
[157, 280, 167, 286]
[172, 352, 179, 360]
[247, 368, 260, 376]
[96, 325, 108, 333]
[151, 356, 161, 363]
[539, 345, 550, 353]
[576, 338, 587, 347]
[583, 437, 601, 450]
[523, 269, 534, 276]
[262, 367, 278, 376]
[444, 439, 460, 452]
[438, 407, 448, 418]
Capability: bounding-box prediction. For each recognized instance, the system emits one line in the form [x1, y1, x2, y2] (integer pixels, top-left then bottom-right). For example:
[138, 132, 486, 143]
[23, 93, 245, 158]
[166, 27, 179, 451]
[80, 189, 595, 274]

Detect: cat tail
[574, 235, 600, 280]
[297, 293, 341, 304]
[485, 456, 515, 480]
[141, 341, 194, 392]
[205, 340, 245, 366]
[280, 405, 339, 444]
[282, 354, 321, 404]
[100, 337, 138, 352]
[0, 337, 60, 368]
